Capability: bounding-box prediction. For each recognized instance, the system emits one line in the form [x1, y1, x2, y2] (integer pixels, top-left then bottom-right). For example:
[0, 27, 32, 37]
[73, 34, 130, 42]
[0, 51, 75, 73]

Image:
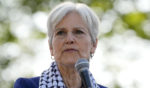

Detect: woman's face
[50, 11, 97, 67]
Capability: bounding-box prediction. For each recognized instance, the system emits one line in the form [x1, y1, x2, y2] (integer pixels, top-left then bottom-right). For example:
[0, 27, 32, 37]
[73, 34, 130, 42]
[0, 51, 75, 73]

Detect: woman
[14, 1, 107, 88]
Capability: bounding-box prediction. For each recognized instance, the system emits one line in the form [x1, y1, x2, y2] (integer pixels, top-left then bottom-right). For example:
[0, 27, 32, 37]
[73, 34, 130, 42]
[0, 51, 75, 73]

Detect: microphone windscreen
[75, 59, 89, 72]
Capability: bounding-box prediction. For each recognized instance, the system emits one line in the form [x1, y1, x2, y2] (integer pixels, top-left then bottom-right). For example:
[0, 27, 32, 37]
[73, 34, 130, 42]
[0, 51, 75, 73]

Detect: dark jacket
[14, 77, 107, 88]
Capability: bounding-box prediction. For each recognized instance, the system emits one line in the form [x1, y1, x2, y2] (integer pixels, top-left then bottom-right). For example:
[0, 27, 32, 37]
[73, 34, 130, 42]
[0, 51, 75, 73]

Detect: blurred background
[0, 0, 150, 88]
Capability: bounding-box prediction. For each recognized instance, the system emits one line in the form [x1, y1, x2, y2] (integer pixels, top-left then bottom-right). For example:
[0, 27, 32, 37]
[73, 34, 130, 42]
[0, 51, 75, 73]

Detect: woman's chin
[58, 60, 77, 68]
[56, 55, 80, 67]
[65, 60, 77, 67]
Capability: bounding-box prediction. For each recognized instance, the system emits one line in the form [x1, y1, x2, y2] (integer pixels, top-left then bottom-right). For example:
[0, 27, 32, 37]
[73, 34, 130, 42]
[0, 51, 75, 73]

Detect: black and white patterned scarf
[39, 61, 100, 88]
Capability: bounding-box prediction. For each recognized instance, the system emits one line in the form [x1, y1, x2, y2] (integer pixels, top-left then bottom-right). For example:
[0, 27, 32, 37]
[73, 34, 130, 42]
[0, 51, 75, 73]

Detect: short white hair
[47, 2, 100, 46]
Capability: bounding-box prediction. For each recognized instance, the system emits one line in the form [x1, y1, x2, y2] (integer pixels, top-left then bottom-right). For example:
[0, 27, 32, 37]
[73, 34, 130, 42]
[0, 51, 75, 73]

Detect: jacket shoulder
[98, 84, 107, 88]
[14, 77, 40, 88]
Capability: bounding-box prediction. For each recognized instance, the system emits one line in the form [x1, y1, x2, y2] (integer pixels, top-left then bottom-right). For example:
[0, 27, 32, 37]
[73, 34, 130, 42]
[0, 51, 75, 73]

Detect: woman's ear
[91, 39, 98, 54]
[48, 40, 54, 56]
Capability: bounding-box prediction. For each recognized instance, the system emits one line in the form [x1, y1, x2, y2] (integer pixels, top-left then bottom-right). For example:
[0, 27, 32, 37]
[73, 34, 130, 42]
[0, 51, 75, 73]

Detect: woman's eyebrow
[74, 26, 88, 32]
[55, 27, 65, 31]
[74, 26, 83, 29]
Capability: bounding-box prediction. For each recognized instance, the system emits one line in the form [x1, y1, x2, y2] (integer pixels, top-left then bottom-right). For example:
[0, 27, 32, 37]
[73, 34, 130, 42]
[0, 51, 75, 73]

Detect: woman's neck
[58, 64, 82, 88]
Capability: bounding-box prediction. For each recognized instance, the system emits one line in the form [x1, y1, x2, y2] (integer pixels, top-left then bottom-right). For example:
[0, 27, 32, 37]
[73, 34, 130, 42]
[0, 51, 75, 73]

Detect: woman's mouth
[64, 49, 78, 52]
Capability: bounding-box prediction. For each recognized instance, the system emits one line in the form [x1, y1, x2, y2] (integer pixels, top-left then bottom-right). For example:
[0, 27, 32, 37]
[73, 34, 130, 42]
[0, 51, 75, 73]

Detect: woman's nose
[65, 33, 74, 44]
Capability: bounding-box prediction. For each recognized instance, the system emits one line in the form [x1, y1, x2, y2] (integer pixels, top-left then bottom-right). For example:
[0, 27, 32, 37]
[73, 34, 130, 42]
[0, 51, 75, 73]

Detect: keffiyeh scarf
[39, 62, 100, 88]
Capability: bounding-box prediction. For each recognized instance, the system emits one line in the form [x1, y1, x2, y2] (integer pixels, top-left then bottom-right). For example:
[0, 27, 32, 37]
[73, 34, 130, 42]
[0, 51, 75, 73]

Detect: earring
[51, 55, 54, 60]
[90, 53, 94, 58]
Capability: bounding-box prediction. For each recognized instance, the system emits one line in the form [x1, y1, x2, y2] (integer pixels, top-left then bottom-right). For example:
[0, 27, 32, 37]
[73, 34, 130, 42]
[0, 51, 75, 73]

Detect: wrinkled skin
[49, 11, 97, 68]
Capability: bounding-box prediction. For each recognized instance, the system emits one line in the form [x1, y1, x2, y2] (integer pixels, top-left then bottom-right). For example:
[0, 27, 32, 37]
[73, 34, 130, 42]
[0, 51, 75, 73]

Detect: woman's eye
[75, 30, 84, 34]
[56, 31, 65, 35]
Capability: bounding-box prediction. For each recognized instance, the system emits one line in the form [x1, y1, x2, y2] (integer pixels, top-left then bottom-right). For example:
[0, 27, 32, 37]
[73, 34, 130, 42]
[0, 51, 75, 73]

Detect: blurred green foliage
[20, 0, 51, 12]
[0, 23, 17, 45]
[123, 12, 150, 39]
[90, 0, 114, 11]
[0, 0, 150, 88]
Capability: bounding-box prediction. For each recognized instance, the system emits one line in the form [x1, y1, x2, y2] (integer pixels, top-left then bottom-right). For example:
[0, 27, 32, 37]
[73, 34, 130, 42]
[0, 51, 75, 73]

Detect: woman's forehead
[55, 11, 88, 29]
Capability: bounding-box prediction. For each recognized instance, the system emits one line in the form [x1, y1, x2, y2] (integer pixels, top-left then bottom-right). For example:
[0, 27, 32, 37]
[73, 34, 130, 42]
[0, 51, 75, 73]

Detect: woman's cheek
[78, 49, 90, 59]
[53, 46, 62, 60]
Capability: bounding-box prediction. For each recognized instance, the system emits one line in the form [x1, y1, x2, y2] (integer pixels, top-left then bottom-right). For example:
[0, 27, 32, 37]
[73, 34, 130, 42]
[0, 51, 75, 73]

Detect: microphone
[75, 59, 94, 88]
